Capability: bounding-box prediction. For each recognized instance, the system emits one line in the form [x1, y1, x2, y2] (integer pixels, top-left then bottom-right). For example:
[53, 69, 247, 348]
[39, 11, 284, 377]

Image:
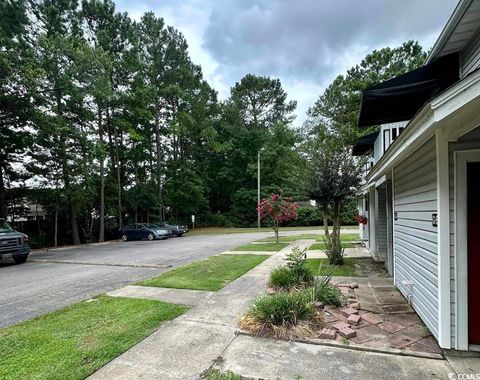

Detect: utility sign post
[191, 215, 195, 230]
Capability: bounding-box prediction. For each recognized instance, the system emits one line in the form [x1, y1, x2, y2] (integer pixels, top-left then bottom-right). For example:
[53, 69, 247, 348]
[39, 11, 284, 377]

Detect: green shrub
[269, 247, 314, 290]
[269, 266, 299, 289]
[309, 272, 342, 306]
[244, 291, 315, 326]
[283, 246, 314, 286]
[321, 238, 345, 265]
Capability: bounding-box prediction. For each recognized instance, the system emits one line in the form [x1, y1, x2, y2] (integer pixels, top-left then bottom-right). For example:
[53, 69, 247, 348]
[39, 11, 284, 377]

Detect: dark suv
[0, 219, 30, 264]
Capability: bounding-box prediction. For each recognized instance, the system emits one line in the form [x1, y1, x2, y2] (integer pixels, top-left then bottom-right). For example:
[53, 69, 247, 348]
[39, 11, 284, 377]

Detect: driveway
[0, 230, 328, 328]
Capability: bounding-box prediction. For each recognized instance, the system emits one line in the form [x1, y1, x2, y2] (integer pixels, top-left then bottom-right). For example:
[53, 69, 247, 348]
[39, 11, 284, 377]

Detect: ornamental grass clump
[239, 291, 324, 339]
[269, 266, 299, 290]
[308, 269, 343, 307]
[268, 247, 314, 290]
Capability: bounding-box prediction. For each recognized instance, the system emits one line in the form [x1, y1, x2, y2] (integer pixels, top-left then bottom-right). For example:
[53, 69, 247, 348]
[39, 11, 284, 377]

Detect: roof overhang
[427, 0, 480, 64]
[358, 53, 459, 128]
[352, 131, 379, 156]
[365, 68, 480, 183]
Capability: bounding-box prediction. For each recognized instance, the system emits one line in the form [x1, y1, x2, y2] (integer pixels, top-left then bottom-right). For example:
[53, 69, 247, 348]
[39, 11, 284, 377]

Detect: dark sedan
[121, 223, 171, 242]
[157, 223, 189, 237]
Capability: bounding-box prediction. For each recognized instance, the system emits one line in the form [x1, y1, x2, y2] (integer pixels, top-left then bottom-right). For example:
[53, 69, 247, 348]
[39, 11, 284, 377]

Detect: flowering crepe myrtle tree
[257, 193, 298, 243]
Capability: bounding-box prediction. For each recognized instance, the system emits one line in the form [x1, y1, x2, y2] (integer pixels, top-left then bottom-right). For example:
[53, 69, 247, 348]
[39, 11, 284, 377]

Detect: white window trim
[454, 149, 480, 350]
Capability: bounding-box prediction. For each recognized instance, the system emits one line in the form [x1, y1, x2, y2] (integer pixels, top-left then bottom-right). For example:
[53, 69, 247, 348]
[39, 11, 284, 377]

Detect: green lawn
[187, 225, 358, 236]
[305, 258, 355, 276]
[258, 234, 319, 242]
[0, 296, 187, 380]
[309, 242, 355, 250]
[138, 254, 269, 291]
[233, 242, 288, 251]
[258, 232, 360, 244]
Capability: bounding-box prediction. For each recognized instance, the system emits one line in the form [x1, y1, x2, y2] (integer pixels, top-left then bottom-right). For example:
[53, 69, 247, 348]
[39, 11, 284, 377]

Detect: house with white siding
[354, 0, 480, 352]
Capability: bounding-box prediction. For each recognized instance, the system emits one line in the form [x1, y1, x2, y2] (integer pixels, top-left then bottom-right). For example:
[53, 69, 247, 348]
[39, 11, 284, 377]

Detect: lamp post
[257, 148, 264, 228]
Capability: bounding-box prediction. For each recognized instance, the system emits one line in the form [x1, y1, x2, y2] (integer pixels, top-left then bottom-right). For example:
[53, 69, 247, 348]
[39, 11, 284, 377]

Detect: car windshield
[0, 220, 14, 232]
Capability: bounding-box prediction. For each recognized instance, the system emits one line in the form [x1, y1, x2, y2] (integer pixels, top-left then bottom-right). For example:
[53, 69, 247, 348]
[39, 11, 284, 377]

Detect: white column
[436, 127, 451, 349]
[369, 187, 377, 257]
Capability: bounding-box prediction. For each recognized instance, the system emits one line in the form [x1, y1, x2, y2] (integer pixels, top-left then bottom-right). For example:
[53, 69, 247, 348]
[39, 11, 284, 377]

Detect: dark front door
[467, 162, 480, 345]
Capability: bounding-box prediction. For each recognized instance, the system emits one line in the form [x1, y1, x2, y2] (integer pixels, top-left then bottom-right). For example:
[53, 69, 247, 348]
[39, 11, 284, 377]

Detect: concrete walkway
[107, 285, 215, 306]
[89, 240, 298, 380]
[217, 334, 450, 380]
[89, 240, 454, 380]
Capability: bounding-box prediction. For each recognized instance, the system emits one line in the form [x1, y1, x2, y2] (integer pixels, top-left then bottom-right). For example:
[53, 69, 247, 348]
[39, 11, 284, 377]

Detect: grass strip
[305, 258, 356, 276]
[308, 242, 355, 250]
[138, 254, 269, 291]
[0, 295, 187, 380]
[187, 226, 358, 236]
[233, 242, 288, 252]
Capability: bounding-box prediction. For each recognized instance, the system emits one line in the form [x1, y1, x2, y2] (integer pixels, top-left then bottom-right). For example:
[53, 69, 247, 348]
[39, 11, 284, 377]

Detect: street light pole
[257, 149, 261, 229]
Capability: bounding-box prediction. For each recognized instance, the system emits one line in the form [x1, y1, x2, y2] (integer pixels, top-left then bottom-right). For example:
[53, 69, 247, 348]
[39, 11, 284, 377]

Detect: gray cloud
[203, 0, 456, 86]
[114, 0, 456, 122]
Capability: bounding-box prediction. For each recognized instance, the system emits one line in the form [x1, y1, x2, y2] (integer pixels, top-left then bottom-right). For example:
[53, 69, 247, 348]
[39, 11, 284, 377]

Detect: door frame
[454, 149, 480, 350]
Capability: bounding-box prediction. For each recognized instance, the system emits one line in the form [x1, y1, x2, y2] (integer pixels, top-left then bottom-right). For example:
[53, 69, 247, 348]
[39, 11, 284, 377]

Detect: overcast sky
[114, 0, 457, 125]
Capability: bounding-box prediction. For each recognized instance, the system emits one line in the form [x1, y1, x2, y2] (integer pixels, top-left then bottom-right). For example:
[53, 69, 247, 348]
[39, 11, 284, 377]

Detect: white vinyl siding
[461, 30, 480, 78]
[448, 127, 480, 348]
[393, 137, 438, 338]
[376, 187, 388, 258]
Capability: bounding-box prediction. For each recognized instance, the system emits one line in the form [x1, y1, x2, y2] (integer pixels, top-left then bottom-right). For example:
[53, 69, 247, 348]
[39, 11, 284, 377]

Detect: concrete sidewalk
[89, 240, 453, 380]
[89, 240, 299, 380]
[216, 334, 450, 380]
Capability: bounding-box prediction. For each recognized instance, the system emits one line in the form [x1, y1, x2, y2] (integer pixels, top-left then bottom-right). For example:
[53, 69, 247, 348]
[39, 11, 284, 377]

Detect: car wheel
[147, 233, 155, 241]
[13, 255, 28, 264]
[121, 234, 128, 242]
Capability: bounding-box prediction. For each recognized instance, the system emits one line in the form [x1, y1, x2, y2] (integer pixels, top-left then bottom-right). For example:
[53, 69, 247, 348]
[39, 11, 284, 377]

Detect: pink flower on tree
[257, 193, 299, 243]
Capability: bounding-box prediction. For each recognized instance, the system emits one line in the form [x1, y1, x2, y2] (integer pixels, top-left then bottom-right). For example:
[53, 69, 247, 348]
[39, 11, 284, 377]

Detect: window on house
[383, 129, 390, 153]
[392, 128, 398, 140]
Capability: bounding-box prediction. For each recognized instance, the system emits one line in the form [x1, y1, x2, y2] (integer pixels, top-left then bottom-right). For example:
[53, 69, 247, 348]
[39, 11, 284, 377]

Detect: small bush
[321, 238, 345, 265]
[283, 246, 315, 286]
[239, 291, 323, 338]
[268, 246, 315, 290]
[269, 266, 299, 289]
[309, 271, 342, 306]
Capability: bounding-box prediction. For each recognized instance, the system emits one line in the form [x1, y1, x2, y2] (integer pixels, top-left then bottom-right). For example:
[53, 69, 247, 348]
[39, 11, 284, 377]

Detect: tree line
[0, 0, 427, 247]
[1, 0, 306, 246]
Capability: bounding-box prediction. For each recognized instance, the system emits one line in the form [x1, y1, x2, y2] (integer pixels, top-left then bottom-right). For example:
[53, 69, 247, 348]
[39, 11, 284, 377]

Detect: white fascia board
[365, 70, 480, 183]
[361, 181, 376, 193]
[426, 0, 473, 64]
[375, 175, 386, 187]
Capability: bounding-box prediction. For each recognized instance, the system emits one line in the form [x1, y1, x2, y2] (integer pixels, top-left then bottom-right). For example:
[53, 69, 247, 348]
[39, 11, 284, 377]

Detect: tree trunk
[322, 208, 330, 245]
[0, 163, 7, 219]
[54, 201, 58, 248]
[274, 222, 279, 243]
[154, 102, 163, 222]
[113, 119, 122, 228]
[69, 200, 81, 245]
[98, 105, 105, 242]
